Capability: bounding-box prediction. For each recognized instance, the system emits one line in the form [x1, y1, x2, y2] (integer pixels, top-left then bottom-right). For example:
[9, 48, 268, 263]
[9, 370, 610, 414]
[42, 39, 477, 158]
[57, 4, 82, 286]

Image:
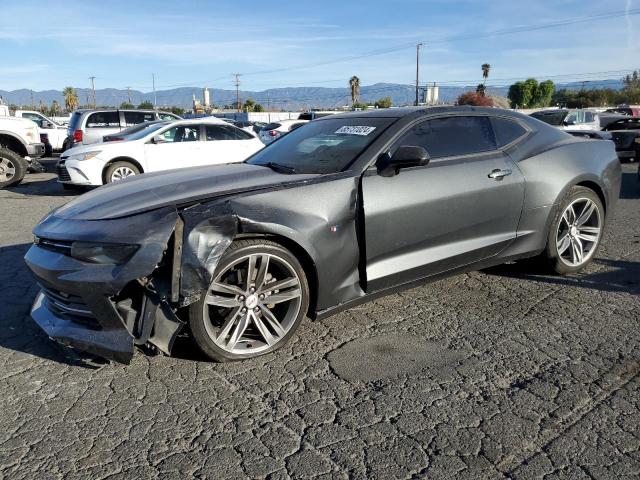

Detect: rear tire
[104, 161, 139, 183]
[189, 239, 309, 362]
[542, 186, 604, 275]
[0, 148, 27, 188]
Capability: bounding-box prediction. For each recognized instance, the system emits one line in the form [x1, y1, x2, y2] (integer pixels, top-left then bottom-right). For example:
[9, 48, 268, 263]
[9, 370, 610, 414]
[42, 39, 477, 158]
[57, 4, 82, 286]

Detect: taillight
[268, 130, 278, 137]
[73, 129, 83, 143]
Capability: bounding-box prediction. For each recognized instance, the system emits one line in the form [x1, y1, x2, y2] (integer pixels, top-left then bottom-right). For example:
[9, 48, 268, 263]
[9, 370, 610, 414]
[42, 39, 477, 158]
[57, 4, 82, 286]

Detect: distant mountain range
[0, 79, 625, 110]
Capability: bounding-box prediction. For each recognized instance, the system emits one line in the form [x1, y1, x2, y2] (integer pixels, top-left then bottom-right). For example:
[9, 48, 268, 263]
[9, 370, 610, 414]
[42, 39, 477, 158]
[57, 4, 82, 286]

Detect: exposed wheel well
[575, 180, 607, 213]
[234, 233, 319, 318]
[0, 134, 27, 157]
[102, 157, 144, 183]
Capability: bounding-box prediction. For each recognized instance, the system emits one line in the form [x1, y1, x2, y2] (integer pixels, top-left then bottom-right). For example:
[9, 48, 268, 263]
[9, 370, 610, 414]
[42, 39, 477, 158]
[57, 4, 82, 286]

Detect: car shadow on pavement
[620, 171, 640, 199]
[6, 177, 82, 197]
[484, 257, 640, 295]
[0, 243, 107, 368]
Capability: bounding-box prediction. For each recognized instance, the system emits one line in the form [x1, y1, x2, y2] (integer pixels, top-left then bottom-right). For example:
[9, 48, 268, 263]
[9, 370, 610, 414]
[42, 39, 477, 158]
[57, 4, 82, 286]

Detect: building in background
[422, 83, 439, 105]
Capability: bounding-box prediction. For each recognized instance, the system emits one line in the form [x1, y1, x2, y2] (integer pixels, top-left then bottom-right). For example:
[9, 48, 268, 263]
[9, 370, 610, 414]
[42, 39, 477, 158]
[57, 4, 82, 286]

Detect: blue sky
[1, 0, 639, 92]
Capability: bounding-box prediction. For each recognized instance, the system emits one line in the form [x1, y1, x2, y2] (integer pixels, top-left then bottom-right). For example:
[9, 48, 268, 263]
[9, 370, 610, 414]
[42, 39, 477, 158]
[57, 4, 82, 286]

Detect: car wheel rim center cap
[245, 294, 259, 309]
[570, 226, 578, 237]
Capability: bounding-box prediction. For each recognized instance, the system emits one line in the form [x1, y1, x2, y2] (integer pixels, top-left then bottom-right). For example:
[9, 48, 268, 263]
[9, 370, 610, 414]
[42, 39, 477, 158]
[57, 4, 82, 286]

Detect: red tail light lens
[73, 129, 83, 143]
[268, 130, 277, 137]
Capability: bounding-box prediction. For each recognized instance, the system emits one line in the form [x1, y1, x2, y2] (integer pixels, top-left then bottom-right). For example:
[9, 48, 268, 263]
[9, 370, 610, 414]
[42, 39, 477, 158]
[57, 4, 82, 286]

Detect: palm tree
[349, 76, 360, 105]
[476, 83, 486, 97]
[62, 86, 78, 112]
[481, 63, 491, 85]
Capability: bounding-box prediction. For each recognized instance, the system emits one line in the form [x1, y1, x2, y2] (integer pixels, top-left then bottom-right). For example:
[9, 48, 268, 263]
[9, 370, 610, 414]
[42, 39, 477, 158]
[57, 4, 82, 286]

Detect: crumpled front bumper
[31, 290, 135, 363]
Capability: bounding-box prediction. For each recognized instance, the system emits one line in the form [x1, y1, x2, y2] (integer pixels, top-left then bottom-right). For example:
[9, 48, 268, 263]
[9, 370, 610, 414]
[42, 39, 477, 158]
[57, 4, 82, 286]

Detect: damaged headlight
[71, 242, 139, 264]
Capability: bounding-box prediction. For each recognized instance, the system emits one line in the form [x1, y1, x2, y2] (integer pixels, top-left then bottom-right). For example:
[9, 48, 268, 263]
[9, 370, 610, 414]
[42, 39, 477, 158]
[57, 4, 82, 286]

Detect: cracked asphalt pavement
[1, 159, 639, 479]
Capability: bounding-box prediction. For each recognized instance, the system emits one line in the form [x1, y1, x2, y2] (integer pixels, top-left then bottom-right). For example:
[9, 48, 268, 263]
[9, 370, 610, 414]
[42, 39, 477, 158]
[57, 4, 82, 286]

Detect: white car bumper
[57, 158, 105, 186]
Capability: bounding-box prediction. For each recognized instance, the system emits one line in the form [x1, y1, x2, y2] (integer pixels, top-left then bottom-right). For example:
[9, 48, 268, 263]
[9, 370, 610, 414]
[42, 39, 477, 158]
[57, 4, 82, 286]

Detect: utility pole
[126, 86, 132, 104]
[152, 73, 157, 109]
[30, 90, 35, 109]
[415, 43, 423, 106]
[89, 76, 96, 107]
[233, 73, 242, 112]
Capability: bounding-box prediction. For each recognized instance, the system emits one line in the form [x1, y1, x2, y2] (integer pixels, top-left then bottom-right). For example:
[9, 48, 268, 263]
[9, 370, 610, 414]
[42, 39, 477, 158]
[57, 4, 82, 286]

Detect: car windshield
[124, 122, 171, 141]
[247, 117, 394, 174]
[531, 111, 567, 126]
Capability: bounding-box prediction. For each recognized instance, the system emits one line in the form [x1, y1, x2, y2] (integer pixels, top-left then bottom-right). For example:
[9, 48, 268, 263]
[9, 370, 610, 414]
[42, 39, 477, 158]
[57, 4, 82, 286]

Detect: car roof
[322, 106, 528, 120]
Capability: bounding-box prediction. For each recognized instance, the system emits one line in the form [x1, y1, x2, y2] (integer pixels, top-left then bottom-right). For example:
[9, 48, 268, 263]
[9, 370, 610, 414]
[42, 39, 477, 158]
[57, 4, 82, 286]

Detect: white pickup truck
[13, 110, 68, 154]
[0, 104, 46, 187]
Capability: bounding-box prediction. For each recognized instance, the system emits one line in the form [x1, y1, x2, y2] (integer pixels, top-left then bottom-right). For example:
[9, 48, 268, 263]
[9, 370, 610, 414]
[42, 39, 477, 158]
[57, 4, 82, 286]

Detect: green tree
[169, 106, 185, 115]
[352, 101, 368, 110]
[349, 76, 361, 105]
[62, 86, 78, 112]
[374, 96, 392, 108]
[481, 63, 491, 84]
[49, 100, 61, 117]
[253, 103, 265, 112]
[476, 84, 486, 97]
[138, 100, 154, 109]
[120, 101, 134, 109]
[534, 80, 555, 107]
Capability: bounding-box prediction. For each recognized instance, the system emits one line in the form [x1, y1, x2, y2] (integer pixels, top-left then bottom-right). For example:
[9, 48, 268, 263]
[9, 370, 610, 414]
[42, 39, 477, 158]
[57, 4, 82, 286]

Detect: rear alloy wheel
[105, 161, 139, 183]
[189, 240, 309, 362]
[0, 148, 27, 188]
[544, 186, 603, 275]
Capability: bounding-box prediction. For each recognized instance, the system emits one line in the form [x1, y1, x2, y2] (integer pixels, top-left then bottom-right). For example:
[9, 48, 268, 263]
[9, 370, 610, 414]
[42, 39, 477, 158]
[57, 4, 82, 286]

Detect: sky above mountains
[1, 0, 639, 93]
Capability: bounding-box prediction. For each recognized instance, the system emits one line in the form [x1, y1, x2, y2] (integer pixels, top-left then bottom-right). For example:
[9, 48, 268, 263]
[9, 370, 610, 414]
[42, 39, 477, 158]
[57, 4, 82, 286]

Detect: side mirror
[377, 145, 430, 177]
[43, 121, 55, 129]
[152, 135, 166, 144]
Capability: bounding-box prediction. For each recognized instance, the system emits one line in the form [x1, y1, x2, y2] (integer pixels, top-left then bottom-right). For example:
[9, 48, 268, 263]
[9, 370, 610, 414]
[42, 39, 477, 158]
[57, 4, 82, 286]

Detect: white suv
[258, 119, 309, 144]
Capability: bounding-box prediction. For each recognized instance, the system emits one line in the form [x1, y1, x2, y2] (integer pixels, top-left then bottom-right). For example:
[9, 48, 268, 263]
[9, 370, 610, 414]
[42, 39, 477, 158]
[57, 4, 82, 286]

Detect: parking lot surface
[1, 159, 639, 479]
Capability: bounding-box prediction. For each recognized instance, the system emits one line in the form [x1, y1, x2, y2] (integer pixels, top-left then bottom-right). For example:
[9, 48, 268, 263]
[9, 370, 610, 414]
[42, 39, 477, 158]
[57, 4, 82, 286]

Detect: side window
[159, 113, 179, 121]
[86, 111, 120, 128]
[160, 125, 200, 143]
[206, 125, 253, 140]
[491, 117, 527, 147]
[585, 112, 595, 122]
[23, 113, 44, 128]
[123, 111, 156, 126]
[393, 116, 496, 159]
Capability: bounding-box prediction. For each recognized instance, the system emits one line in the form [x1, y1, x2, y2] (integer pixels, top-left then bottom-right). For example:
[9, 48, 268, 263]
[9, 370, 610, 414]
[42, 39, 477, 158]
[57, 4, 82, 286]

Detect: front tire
[543, 186, 604, 275]
[104, 161, 139, 183]
[189, 239, 309, 362]
[0, 148, 27, 188]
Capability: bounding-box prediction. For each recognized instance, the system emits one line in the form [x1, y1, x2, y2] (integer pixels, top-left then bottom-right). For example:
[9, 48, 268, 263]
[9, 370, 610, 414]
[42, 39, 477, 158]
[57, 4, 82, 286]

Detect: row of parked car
[530, 107, 640, 167]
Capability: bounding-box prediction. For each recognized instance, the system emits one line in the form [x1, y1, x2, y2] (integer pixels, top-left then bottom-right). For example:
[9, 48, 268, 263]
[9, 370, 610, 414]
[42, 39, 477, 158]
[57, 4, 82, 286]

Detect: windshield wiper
[263, 162, 296, 174]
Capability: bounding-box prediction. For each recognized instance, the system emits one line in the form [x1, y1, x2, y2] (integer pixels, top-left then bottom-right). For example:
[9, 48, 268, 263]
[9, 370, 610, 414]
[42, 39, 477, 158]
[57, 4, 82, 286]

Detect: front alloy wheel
[189, 240, 309, 361]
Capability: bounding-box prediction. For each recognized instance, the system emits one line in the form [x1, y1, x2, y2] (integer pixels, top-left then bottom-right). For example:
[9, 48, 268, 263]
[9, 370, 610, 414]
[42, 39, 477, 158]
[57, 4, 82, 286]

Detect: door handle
[488, 169, 512, 180]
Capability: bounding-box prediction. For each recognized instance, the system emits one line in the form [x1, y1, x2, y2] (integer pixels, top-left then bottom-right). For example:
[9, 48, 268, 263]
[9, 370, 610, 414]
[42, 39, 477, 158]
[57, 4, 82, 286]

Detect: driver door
[144, 124, 203, 172]
[361, 115, 525, 291]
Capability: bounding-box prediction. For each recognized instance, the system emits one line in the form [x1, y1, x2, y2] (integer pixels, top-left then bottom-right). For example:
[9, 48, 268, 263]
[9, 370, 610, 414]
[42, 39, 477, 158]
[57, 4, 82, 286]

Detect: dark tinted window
[289, 122, 306, 131]
[160, 125, 200, 142]
[86, 111, 120, 128]
[585, 111, 595, 122]
[68, 111, 83, 133]
[206, 124, 254, 140]
[531, 111, 567, 126]
[123, 111, 156, 126]
[491, 117, 527, 147]
[394, 116, 496, 159]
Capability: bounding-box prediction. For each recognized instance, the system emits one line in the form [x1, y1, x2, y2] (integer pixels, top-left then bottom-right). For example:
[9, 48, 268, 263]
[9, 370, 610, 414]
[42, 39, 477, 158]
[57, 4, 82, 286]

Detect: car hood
[53, 163, 320, 220]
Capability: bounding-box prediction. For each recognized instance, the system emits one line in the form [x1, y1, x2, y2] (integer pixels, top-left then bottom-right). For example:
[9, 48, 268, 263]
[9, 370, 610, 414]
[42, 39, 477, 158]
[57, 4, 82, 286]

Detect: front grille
[40, 284, 100, 328]
[56, 161, 71, 181]
[35, 237, 72, 256]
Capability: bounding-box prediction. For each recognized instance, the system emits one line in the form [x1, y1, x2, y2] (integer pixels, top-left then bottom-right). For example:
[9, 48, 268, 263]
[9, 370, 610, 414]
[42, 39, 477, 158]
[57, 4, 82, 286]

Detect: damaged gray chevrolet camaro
[25, 107, 621, 364]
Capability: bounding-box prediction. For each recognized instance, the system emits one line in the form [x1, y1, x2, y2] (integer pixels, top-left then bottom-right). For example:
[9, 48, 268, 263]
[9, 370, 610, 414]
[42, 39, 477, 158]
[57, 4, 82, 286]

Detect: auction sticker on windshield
[335, 126, 377, 135]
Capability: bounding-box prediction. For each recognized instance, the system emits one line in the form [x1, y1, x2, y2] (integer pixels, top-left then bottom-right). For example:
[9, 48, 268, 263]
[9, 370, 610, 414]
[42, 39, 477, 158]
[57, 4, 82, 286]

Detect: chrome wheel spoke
[254, 255, 270, 290]
[576, 231, 598, 243]
[557, 233, 571, 254]
[262, 277, 298, 294]
[226, 313, 249, 350]
[215, 307, 242, 343]
[246, 255, 258, 289]
[252, 312, 277, 346]
[267, 288, 301, 304]
[571, 238, 584, 264]
[576, 201, 596, 226]
[205, 294, 241, 308]
[260, 305, 287, 337]
[212, 281, 245, 296]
